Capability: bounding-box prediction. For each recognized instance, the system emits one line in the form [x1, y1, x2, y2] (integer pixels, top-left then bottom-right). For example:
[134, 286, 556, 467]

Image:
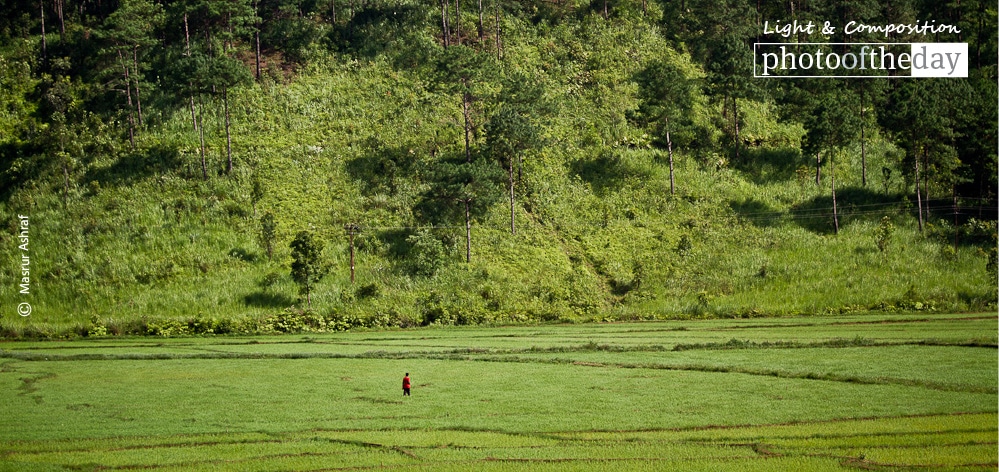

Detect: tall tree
[100, 0, 165, 130]
[416, 155, 504, 263]
[434, 45, 497, 163]
[485, 105, 538, 234]
[879, 80, 958, 231]
[635, 58, 697, 195]
[803, 83, 862, 234]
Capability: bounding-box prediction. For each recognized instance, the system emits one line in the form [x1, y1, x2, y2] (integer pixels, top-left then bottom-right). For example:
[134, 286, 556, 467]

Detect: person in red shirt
[402, 373, 411, 396]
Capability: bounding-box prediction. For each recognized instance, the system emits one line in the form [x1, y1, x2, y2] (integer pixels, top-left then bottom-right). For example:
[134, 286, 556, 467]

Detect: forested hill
[0, 0, 996, 336]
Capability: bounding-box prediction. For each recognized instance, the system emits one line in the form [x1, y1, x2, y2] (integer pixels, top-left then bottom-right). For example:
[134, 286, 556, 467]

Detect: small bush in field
[875, 216, 894, 253]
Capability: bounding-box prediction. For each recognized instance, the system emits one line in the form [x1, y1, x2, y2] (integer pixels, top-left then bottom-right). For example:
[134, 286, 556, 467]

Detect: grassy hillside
[0, 2, 995, 337]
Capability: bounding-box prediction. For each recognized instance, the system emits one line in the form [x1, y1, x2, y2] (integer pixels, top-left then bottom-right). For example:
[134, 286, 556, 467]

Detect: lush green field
[1, 313, 996, 471]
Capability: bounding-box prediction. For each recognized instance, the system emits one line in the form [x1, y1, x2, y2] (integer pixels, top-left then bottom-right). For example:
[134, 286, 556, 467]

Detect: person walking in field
[402, 373, 411, 396]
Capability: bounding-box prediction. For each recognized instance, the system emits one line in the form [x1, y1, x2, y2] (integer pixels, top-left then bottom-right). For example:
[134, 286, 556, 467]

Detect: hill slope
[0, 1, 995, 336]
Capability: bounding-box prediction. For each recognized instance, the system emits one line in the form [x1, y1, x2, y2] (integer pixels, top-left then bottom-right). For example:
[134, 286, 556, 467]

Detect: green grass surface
[1, 314, 996, 470]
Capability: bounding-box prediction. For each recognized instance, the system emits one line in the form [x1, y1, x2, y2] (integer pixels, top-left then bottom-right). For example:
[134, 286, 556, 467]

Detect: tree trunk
[184, 13, 191, 53]
[509, 156, 515, 234]
[462, 89, 471, 162]
[119, 49, 136, 149]
[464, 199, 472, 263]
[494, 0, 501, 59]
[224, 86, 233, 174]
[62, 153, 69, 207]
[642, 0, 647, 16]
[922, 148, 930, 223]
[57, 0, 64, 40]
[733, 97, 740, 161]
[831, 152, 839, 234]
[477, 0, 483, 40]
[133, 46, 143, 127]
[454, 0, 460, 45]
[441, 0, 449, 47]
[40, 0, 47, 62]
[59, 130, 69, 205]
[603, 0, 608, 19]
[254, 0, 261, 79]
[185, 13, 198, 132]
[815, 151, 821, 185]
[198, 95, 208, 180]
[189, 98, 198, 131]
[860, 82, 867, 187]
[915, 150, 923, 232]
[952, 188, 959, 250]
[665, 117, 675, 195]
[348, 227, 355, 283]
[331, 0, 336, 23]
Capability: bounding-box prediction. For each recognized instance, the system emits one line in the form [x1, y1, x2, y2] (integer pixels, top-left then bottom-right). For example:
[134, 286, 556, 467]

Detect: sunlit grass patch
[0, 319, 994, 470]
[846, 443, 997, 468]
[289, 429, 559, 449]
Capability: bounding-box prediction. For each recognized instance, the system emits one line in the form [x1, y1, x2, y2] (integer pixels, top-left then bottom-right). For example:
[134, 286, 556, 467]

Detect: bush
[407, 230, 447, 277]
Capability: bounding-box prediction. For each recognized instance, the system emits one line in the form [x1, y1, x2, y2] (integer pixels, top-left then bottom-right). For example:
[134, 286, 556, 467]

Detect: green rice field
[1, 313, 996, 470]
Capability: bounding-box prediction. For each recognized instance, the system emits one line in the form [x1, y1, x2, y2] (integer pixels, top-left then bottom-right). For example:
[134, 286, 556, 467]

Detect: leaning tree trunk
[915, 149, 923, 232]
[132, 46, 143, 127]
[665, 116, 675, 195]
[118, 49, 136, 149]
[254, 0, 261, 79]
[198, 95, 208, 180]
[831, 152, 839, 234]
[922, 148, 930, 224]
[462, 89, 471, 162]
[63, 155, 70, 206]
[860, 82, 867, 187]
[733, 97, 741, 162]
[224, 86, 233, 174]
[815, 151, 821, 185]
[464, 199, 472, 263]
[40, 0, 47, 62]
[184, 13, 198, 131]
[509, 156, 515, 234]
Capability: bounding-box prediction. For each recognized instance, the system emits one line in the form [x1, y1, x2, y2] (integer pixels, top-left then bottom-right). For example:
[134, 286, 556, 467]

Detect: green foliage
[406, 229, 447, 277]
[290, 229, 327, 307]
[0, 0, 994, 333]
[875, 216, 894, 253]
[259, 211, 277, 260]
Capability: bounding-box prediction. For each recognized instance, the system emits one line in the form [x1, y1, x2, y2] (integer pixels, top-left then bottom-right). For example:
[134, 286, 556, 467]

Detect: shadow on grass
[345, 140, 418, 197]
[732, 147, 809, 185]
[570, 151, 651, 196]
[243, 291, 295, 308]
[85, 143, 181, 187]
[730, 198, 782, 227]
[329, 4, 426, 63]
[791, 187, 906, 234]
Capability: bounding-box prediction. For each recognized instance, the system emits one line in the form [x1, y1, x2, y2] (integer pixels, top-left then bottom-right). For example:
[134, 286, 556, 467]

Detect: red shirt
[403, 376, 411, 388]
